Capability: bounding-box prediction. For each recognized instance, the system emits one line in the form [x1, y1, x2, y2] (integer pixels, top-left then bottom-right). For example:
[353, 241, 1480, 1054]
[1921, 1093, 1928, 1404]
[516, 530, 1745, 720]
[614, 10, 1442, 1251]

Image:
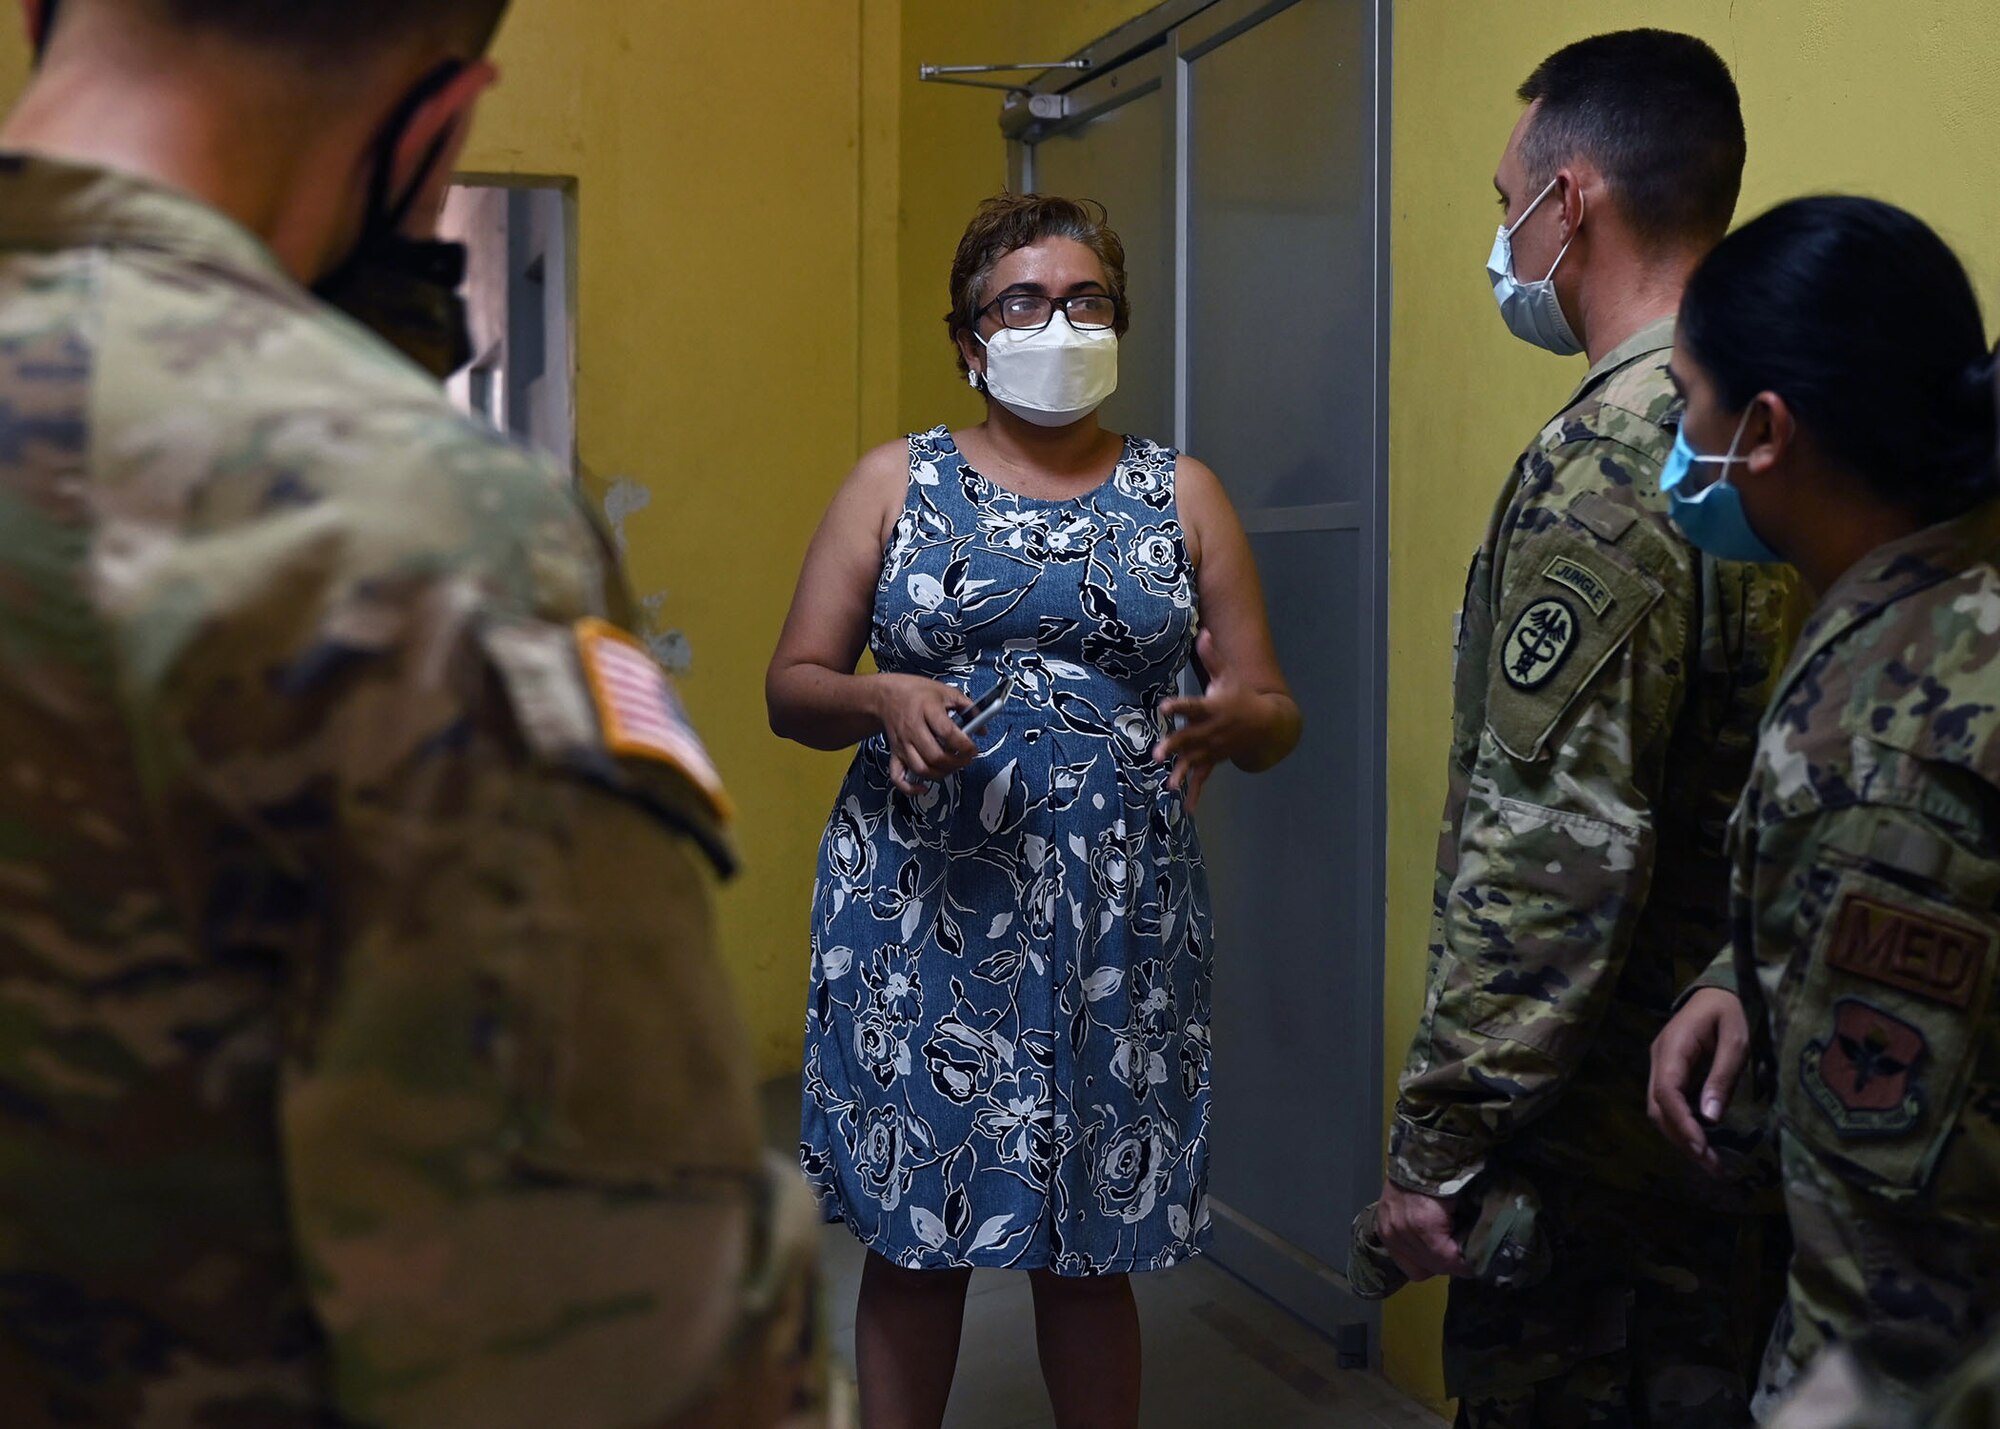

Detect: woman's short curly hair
[946, 194, 1130, 374]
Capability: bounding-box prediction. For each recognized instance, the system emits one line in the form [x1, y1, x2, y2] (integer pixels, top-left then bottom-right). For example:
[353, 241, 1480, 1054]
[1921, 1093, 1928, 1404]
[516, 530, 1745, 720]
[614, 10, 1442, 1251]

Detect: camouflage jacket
[1391, 318, 1795, 1208]
[1712, 500, 2000, 1417]
[0, 155, 820, 1427]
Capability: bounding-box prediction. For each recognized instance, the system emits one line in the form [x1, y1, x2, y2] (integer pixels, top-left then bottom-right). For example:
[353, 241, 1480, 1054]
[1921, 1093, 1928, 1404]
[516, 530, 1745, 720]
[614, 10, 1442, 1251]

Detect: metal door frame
[1006, 0, 1393, 1353]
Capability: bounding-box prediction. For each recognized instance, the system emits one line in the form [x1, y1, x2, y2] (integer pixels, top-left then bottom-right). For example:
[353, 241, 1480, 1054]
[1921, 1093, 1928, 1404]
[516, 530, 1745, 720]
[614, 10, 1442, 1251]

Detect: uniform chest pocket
[1777, 864, 2000, 1191]
[1485, 538, 1664, 763]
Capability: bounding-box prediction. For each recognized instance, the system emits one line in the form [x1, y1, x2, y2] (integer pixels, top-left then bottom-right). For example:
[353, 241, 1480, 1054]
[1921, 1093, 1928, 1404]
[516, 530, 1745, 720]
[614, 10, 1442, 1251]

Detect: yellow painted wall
[462, 2, 897, 1077]
[1385, 0, 2000, 1408]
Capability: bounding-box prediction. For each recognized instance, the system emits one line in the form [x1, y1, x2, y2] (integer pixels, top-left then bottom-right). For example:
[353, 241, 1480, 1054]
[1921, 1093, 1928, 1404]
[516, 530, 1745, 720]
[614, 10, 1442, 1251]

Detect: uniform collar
[1774, 497, 2000, 709]
[1568, 315, 1676, 406]
[0, 150, 291, 286]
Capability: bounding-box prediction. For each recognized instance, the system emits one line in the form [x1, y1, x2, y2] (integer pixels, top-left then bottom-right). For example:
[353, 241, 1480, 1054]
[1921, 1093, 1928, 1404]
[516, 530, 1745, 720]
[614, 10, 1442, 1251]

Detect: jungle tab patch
[575, 617, 734, 822]
[1542, 555, 1615, 616]
[1824, 892, 1992, 1010]
[1501, 598, 1578, 692]
[1801, 998, 1926, 1138]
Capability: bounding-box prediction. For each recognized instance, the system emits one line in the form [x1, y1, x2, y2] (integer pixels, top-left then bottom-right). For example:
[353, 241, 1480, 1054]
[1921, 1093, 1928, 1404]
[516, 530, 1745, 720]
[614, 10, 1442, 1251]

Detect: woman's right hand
[873, 675, 978, 795]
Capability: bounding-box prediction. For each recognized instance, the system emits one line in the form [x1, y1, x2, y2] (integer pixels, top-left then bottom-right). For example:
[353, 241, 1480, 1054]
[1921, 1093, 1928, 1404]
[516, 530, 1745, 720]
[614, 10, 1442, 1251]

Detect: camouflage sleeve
[1682, 945, 1741, 1001]
[288, 628, 822, 1428]
[1391, 455, 1689, 1195]
[146, 448, 822, 1427]
[1752, 797, 2000, 1396]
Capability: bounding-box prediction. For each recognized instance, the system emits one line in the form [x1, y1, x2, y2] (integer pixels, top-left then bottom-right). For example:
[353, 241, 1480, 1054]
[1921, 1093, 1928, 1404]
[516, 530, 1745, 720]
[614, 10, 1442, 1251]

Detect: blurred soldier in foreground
[0, 0, 822, 1423]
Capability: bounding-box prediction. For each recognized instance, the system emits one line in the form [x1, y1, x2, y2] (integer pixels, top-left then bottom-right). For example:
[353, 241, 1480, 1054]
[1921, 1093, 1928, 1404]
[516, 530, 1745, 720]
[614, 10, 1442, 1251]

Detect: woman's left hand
[1155, 633, 1297, 812]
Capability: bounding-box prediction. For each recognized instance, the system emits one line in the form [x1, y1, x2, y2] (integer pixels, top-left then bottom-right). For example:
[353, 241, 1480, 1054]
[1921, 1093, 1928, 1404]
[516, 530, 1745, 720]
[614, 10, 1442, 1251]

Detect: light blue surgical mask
[1488, 176, 1582, 357]
[1661, 407, 1783, 564]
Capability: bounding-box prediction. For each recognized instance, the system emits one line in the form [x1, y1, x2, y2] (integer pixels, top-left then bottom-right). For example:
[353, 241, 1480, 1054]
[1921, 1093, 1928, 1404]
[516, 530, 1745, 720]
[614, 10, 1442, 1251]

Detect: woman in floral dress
[768, 194, 1299, 1429]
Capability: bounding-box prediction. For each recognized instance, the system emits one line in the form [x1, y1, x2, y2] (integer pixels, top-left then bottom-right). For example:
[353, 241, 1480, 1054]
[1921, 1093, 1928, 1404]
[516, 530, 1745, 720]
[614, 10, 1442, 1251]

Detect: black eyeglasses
[976, 293, 1120, 332]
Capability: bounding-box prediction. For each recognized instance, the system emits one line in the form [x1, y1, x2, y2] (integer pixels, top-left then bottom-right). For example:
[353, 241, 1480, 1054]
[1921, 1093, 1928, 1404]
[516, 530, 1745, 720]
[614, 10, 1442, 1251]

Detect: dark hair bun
[1682, 197, 2000, 526]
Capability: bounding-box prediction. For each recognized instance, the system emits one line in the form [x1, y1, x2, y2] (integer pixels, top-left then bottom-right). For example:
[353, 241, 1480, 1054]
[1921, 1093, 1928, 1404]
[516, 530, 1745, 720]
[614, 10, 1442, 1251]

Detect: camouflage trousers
[1448, 1174, 1788, 1429]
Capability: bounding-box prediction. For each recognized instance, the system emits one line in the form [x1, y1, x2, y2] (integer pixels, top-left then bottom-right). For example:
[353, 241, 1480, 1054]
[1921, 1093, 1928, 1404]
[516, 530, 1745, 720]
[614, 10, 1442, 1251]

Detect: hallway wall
[1386, 0, 2000, 1408]
[461, 1, 892, 1077]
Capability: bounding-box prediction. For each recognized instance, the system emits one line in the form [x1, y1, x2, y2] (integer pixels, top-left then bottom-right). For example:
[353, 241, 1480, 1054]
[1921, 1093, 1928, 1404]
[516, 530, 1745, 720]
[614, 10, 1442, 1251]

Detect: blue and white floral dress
[801, 425, 1214, 1276]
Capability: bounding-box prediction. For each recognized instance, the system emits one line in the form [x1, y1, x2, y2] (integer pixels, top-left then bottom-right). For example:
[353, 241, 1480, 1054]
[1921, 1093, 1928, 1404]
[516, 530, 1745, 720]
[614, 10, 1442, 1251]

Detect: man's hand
[1648, 986, 1750, 1174]
[1375, 1178, 1471, 1281]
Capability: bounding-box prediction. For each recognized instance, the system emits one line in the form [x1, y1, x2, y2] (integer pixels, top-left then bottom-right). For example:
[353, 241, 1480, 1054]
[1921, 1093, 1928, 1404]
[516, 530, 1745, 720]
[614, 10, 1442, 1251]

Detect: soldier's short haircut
[1517, 30, 1745, 250]
[117, 0, 509, 55]
[1681, 195, 2000, 526]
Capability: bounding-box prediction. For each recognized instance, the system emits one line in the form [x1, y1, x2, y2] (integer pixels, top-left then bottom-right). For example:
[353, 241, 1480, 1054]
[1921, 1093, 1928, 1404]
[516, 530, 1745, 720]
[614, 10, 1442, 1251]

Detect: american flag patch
[575, 618, 733, 822]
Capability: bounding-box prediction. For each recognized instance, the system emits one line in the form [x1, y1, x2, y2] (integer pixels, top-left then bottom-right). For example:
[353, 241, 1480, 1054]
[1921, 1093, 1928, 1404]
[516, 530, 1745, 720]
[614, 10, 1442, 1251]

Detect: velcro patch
[1824, 892, 1992, 1009]
[575, 618, 734, 822]
[1501, 598, 1578, 691]
[1801, 998, 1926, 1137]
[1542, 556, 1615, 616]
[1486, 532, 1663, 762]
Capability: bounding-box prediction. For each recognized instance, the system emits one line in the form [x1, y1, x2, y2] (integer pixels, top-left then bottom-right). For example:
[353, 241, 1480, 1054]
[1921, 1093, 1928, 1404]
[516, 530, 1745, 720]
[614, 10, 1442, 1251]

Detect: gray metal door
[441, 182, 577, 474]
[1027, 52, 1174, 445]
[1019, 0, 1389, 1350]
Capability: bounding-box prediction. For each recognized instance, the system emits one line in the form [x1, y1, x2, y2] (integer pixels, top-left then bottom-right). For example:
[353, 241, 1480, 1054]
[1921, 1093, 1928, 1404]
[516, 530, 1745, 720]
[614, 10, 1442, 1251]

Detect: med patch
[1800, 998, 1925, 1138]
[1824, 891, 1992, 1009]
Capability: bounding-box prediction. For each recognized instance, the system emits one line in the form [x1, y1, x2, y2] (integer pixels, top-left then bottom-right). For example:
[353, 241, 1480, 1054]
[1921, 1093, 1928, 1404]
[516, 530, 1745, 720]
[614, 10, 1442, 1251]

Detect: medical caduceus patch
[1503, 596, 1578, 691]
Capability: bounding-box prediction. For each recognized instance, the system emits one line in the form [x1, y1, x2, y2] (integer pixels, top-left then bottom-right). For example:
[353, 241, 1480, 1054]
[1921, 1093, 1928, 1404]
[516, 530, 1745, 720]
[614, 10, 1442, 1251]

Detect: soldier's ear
[1553, 165, 1589, 245]
[1743, 392, 1795, 477]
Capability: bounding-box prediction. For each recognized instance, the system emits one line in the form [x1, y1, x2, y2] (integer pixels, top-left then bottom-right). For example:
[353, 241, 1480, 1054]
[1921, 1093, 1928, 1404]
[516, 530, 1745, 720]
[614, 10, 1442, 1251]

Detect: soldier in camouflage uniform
[1371, 32, 1796, 1426]
[1649, 197, 2000, 1424]
[0, 1, 823, 1424]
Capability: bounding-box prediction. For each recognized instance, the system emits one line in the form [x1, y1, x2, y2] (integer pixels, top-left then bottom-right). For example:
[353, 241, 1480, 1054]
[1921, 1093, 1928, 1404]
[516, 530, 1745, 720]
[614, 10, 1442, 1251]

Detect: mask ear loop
[1536, 183, 1583, 285]
[32, 0, 60, 64]
[1503, 174, 1562, 240]
[359, 60, 469, 246]
[1682, 405, 1761, 503]
[1725, 402, 1759, 463]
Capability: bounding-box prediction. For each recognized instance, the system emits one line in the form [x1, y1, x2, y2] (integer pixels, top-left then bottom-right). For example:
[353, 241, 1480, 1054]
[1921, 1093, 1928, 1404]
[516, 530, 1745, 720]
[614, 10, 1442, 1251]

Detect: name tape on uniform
[575, 618, 734, 822]
[1542, 555, 1615, 616]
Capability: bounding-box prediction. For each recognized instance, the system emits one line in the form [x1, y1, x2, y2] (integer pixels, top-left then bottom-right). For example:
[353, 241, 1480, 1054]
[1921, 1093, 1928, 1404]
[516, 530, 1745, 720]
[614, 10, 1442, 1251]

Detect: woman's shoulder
[1161, 449, 1223, 508]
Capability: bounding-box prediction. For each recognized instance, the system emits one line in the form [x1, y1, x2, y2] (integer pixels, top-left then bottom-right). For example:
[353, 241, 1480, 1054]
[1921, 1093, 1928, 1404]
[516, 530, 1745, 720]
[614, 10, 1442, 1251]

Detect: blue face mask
[1487, 176, 1583, 357]
[1660, 407, 1783, 564]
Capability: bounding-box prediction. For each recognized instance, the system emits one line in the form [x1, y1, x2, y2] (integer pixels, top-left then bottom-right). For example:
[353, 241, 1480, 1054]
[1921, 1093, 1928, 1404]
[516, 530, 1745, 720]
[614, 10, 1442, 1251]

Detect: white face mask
[973, 314, 1120, 427]
[1487, 175, 1583, 357]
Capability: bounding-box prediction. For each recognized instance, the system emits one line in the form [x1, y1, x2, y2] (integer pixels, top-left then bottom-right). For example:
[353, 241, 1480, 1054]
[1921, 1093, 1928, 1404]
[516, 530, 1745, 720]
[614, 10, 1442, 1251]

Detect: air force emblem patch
[1801, 998, 1926, 1138]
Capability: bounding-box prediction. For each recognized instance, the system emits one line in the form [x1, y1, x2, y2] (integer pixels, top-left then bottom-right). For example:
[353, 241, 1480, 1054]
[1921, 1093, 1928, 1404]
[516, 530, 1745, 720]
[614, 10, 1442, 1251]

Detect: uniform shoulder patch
[1800, 998, 1926, 1137]
[1824, 891, 1993, 1009]
[575, 618, 734, 823]
[1486, 530, 1664, 761]
[1568, 491, 1640, 545]
[1501, 597, 1579, 691]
